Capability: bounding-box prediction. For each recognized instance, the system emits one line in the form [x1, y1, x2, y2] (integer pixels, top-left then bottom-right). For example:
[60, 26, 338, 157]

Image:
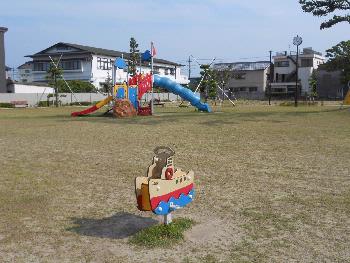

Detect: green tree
[199, 65, 218, 101]
[322, 40, 350, 84]
[46, 60, 62, 107]
[56, 80, 96, 93]
[129, 37, 139, 76]
[309, 69, 318, 99]
[101, 72, 113, 94]
[299, 0, 350, 29]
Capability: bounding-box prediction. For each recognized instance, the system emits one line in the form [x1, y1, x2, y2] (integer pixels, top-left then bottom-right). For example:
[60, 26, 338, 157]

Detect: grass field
[0, 104, 349, 262]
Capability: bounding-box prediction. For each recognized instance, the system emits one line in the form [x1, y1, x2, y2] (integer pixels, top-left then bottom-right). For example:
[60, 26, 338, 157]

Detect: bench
[11, 100, 28, 108]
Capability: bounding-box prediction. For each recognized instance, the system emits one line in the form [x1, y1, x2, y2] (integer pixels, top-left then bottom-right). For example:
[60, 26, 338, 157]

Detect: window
[24, 70, 30, 73]
[34, 61, 81, 71]
[170, 68, 175, 75]
[272, 88, 285, 93]
[287, 86, 296, 93]
[59, 60, 81, 70]
[301, 59, 313, 67]
[34, 62, 49, 71]
[275, 61, 289, 67]
[239, 87, 247, 92]
[153, 66, 160, 74]
[249, 87, 258, 92]
[97, 57, 113, 70]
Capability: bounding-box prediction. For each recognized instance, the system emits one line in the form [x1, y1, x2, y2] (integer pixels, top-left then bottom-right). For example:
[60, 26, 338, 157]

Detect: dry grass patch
[0, 105, 349, 262]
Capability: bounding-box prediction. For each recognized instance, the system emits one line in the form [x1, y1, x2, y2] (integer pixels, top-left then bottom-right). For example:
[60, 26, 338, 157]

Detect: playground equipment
[135, 147, 195, 224]
[71, 96, 112, 116]
[344, 81, 350, 105]
[71, 44, 212, 117]
[154, 75, 211, 112]
[71, 72, 211, 117]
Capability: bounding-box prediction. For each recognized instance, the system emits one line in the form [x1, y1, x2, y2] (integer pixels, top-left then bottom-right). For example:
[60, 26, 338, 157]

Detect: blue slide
[153, 75, 212, 112]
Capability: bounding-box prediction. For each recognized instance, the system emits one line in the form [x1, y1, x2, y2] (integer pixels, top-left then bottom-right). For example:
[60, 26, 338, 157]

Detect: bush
[69, 101, 92, 106]
[0, 103, 14, 108]
[56, 80, 97, 93]
[38, 101, 54, 107]
[280, 101, 318, 106]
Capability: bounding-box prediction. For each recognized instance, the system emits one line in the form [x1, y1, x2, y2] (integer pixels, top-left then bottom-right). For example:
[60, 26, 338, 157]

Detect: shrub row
[0, 103, 14, 108]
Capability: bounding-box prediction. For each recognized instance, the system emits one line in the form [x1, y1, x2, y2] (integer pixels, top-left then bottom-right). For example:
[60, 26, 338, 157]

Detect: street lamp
[293, 35, 303, 107]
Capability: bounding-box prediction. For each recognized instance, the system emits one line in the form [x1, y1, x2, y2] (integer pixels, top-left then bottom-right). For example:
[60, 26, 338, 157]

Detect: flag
[151, 42, 157, 57]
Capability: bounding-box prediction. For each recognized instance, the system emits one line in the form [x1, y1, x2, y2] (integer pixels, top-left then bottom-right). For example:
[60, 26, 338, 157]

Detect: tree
[56, 80, 96, 93]
[322, 40, 350, 84]
[309, 69, 318, 99]
[299, 0, 350, 29]
[101, 72, 113, 94]
[46, 60, 62, 107]
[199, 64, 218, 102]
[129, 37, 139, 76]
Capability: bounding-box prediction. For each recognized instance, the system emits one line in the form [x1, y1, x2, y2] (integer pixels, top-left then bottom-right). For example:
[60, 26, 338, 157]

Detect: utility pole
[293, 35, 303, 107]
[268, 50, 272, 105]
[188, 56, 191, 79]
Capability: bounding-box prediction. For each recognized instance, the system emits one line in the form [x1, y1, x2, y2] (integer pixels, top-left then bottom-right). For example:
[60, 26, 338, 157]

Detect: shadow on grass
[67, 212, 158, 239]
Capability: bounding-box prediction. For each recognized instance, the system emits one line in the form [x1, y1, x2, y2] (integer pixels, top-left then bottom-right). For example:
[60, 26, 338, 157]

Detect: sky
[0, 0, 348, 76]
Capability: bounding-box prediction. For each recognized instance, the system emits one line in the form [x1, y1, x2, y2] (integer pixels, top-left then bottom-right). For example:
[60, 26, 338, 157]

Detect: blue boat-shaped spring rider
[135, 147, 195, 224]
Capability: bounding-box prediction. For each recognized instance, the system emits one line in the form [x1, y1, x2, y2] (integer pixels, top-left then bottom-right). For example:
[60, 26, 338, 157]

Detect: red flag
[151, 42, 157, 57]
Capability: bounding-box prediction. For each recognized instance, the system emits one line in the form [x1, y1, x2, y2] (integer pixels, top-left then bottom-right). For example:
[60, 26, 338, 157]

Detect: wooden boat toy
[135, 147, 195, 215]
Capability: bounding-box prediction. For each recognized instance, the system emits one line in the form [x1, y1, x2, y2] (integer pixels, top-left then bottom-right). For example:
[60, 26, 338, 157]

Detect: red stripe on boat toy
[150, 183, 194, 210]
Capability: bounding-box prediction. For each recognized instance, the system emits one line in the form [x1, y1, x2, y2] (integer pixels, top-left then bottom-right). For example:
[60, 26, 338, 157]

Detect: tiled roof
[17, 61, 33, 69]
[30, 42, 182, 66]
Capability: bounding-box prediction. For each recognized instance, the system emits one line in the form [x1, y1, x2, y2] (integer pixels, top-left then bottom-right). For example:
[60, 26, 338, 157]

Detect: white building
[28, 42, 188, 89]
[5, 66, 12, 80]
[7, 81, 53, 93]
[271, 47, 325, 96]
[213, 61, 271, 99]
[17, 61, 33, 83]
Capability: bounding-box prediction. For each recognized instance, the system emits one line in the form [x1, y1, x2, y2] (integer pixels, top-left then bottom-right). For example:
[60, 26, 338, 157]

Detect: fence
[0, 92, 198, 107]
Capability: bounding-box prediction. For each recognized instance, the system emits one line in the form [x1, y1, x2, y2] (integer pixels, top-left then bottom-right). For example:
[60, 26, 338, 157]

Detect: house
[316, 69, 347, 99]
[0, 27, 8, 93]
[271, 47, 325, 97]
[5, 66, 11, 80]
[212, 61, 271, 99]
[6, 81, 53, 94]
[27, 42, 189, 90]
[17, 61, 33, 83]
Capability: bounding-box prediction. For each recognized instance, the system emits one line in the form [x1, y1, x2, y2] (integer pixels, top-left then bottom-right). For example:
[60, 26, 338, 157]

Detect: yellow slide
[71, 96, 112, 117]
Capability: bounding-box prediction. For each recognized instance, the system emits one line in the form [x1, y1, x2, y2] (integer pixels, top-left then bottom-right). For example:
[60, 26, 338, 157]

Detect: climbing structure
[71, 48, 212, 118]
[113, 99, 137, 118]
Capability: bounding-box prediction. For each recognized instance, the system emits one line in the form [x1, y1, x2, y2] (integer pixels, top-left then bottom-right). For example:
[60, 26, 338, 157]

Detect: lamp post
[293, 35, 303, 107]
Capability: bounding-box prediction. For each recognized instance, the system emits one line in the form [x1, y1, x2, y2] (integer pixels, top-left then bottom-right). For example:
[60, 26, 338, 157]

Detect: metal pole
[269, 50, 272, 105]
[164, 213, 172, 225]
[295, 45, 299, 107]
[151, 42, 154, 115]
[139, 53, 142, 75]
[188, 56, 191, 79]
